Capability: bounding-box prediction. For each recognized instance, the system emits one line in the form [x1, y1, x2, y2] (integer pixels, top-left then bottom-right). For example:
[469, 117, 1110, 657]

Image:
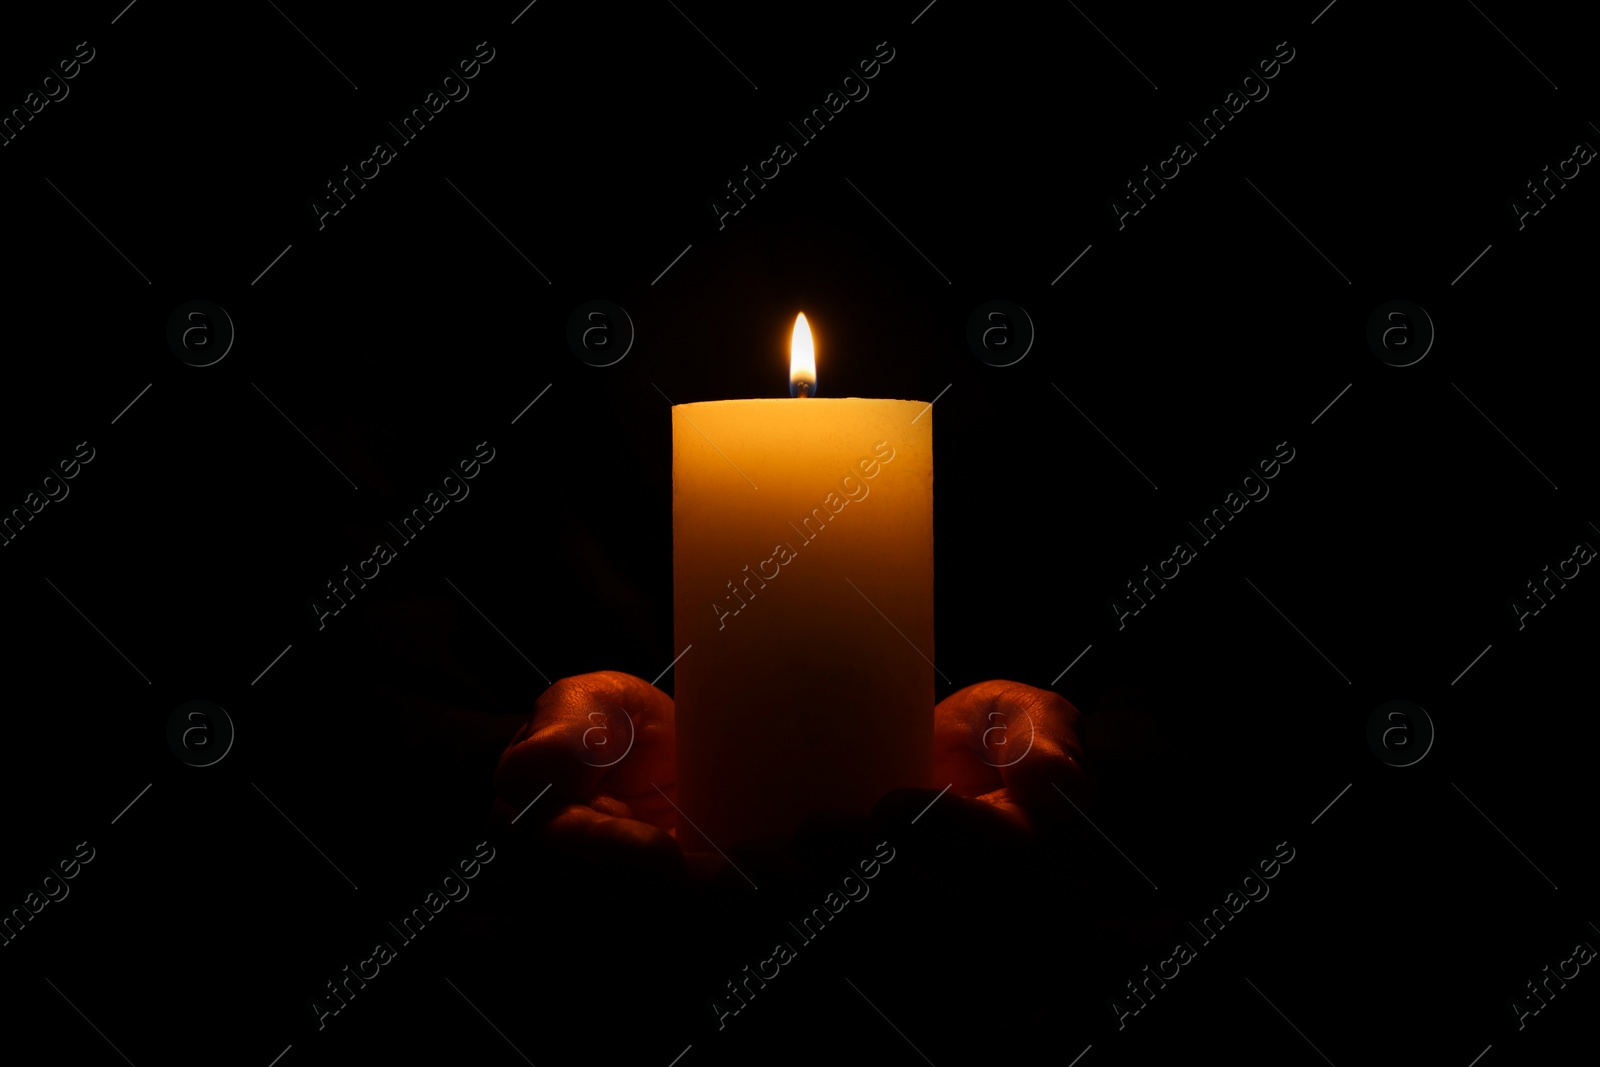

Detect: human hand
[929, 679, 1094, 833]
[491, 670, 682, 875]
[492, 673, 1093, 878]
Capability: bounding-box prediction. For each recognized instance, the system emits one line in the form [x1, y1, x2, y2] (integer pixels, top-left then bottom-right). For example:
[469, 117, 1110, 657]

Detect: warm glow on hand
[933, 680, 1094, 831]
[493, 671, 681, 870]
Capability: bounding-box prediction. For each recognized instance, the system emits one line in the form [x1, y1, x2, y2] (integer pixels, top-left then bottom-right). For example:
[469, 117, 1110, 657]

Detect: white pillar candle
[671, 314, 934, 851]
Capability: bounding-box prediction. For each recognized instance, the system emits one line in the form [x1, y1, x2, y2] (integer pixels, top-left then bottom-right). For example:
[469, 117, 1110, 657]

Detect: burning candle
[672, 314, 934, 852]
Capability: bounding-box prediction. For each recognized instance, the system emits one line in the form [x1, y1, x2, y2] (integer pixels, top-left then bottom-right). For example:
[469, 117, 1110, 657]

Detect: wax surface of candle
[672, 398, 933, 851]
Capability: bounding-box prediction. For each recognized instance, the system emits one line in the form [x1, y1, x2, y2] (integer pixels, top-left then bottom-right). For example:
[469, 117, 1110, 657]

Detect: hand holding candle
[492, 673, 1093, 868]
[932, 679, 1095, 830]
[492, 313, 1089, 866]
[491, 671, 683, 876]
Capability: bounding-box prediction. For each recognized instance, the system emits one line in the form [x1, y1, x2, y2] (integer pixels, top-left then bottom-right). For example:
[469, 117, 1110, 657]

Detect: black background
[1, 1, 1594, 1064]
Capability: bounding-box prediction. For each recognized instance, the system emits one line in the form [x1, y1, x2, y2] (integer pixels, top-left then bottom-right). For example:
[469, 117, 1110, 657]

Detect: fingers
[543, 803, 683, 876]
[494, 672, 677, 827]
[993, 683, 1092, 812]
[934, 680, 1093, 817]
[493, 797, 684, 881]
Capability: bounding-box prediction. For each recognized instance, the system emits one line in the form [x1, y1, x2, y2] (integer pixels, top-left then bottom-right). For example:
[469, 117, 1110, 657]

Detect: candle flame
[790, 313, 816, 398]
